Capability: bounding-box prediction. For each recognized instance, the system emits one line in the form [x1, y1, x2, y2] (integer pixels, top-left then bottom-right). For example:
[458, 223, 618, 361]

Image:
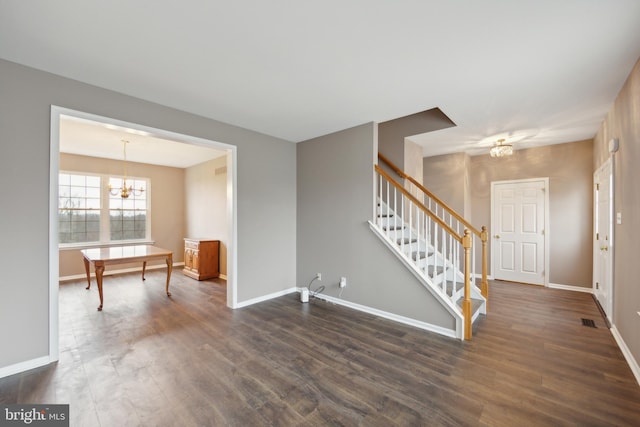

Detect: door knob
[494, 235, 501, 239]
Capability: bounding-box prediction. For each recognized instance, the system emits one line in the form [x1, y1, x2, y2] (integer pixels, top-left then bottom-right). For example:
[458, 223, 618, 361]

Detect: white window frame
[58, 170, 152, 249]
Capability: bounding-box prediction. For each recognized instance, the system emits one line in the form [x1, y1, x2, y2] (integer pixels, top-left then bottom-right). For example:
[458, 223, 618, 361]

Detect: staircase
[369, 154, 489, 340]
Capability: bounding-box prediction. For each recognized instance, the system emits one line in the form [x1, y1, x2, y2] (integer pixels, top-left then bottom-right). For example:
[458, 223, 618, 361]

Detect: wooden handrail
[378, 152, 482, 237]
[375, 164, 462, 243]
[378, 151, 489, 313]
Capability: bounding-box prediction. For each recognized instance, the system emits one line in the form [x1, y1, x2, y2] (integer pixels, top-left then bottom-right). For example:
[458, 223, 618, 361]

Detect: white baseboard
[610, 325, 640, 386]
[59, 262, 185, 282]
[301, 288, 457, 339]
[548, 283, 593, 293]
[218, 273, 227, 280]
[234, 287, 456, 339]
[0, 356, 52, 380]
[234, 287, 298, 309]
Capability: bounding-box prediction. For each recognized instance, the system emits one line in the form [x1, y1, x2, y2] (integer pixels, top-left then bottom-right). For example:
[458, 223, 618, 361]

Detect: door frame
[49, 106, 238, 363]
[490, 177, 550, 286]
[593, 157, 614, 320]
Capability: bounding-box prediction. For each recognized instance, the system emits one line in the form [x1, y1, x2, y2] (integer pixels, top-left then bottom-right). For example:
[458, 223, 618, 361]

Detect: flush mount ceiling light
[489, 138, 513, 158]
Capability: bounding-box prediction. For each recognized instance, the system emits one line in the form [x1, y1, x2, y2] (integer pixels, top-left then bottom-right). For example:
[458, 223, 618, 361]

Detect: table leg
[165, 254, 173, 296]
[142, 261, 147, 281]
[95, 262, 105, 311]
[83, 257, 91, 290]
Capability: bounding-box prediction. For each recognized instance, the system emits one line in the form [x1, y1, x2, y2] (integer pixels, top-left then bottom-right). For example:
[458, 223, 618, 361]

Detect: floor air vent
[581, 318, 597, 328]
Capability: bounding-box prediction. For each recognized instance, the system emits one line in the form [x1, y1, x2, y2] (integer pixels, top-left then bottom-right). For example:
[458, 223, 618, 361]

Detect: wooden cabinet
[183, 238, 219, 280]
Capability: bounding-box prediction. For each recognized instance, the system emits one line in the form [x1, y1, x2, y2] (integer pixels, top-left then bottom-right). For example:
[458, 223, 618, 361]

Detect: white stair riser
[379, 200, 486, 316]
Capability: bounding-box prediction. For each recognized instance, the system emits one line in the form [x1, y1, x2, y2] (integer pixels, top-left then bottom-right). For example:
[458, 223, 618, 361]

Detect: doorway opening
[49, 106, 238, 361]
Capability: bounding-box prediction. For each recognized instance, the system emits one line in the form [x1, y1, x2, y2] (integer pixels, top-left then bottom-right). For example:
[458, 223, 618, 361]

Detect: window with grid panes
[58, 173, 101, 244]
[108, 177, 148, 241]
[58, 172, 149, 246]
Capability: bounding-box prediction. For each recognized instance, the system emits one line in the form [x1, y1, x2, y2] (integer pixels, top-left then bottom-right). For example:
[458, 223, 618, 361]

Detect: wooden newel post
[463, 229, 472, 340]
[480, 226, 489, 309]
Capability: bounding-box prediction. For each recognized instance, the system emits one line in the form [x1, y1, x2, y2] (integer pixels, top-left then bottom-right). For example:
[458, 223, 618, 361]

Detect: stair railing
[377, 153, 489, 306]
[374, 163, 475, 339]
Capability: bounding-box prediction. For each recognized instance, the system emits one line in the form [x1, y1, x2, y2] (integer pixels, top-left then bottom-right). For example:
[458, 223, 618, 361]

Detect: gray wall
[403, 139, 423, 186]
[378, 108, 456, 172]
[593, 57, 640, 369]
[297, 123, 455, 331]
[0, 59, 296, 370]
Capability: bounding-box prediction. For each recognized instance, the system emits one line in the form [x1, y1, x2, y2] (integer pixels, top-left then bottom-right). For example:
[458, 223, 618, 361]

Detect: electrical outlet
[316, 273, 322, 281]
[339, 277, 346, 288]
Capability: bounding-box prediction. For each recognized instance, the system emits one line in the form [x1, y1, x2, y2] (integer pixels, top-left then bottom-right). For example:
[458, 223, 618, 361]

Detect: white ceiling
[60, 115, 226, 168]
[2, 1, 640, 157]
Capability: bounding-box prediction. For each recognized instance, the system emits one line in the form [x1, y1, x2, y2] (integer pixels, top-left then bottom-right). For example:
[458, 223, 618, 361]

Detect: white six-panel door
[491, 179, 547, 285]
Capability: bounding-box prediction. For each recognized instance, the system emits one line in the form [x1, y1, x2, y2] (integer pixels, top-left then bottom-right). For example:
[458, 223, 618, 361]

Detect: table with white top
[81, 245, 173, 311]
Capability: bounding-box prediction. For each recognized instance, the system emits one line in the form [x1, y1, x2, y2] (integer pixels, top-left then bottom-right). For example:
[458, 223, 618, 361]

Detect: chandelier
[489, 138, 513, 158]
[108, 139, 144, 198]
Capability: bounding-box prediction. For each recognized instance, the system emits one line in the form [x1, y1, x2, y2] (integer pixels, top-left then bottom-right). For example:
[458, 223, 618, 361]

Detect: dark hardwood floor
[1, 272, 639, 426]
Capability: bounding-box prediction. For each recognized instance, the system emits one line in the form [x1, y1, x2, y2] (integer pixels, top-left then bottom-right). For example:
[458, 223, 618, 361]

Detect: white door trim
[593, 157, 614, 321]
[490, 177, 550, 286]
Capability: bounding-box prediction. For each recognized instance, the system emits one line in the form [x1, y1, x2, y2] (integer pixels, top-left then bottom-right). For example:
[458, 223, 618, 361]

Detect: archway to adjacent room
[48, 106, 238, 359]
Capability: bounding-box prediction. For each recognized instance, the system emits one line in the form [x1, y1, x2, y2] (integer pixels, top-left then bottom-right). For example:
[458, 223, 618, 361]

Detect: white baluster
[407, 196, 412, 257]
[386, 179, 390, 234]
[416, 206, 426, 265]
[452, 239, 458, 302]
[378, 175, 383, 228]
[472, 235, 476, 290]
[441, 226, 446, 294]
